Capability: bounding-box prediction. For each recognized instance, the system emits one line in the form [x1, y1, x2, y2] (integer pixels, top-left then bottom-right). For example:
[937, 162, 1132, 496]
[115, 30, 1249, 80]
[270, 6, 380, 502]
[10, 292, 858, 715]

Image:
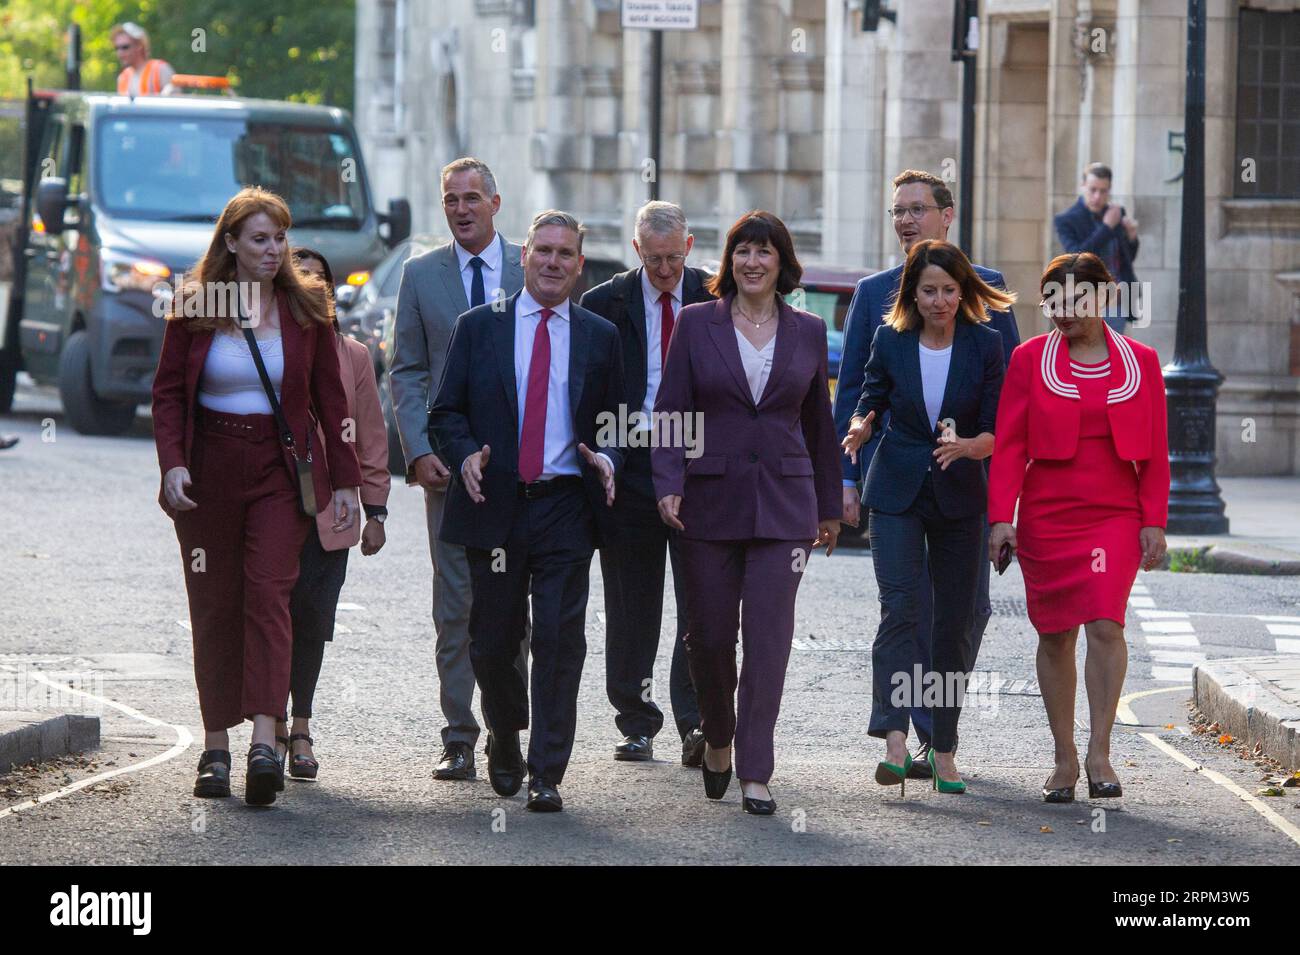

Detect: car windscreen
[95, 115, 369, 226]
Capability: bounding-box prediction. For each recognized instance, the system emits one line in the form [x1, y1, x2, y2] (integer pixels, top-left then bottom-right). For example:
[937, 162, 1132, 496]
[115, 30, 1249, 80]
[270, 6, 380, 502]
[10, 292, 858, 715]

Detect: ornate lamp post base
[1164, 363, 1229, 534]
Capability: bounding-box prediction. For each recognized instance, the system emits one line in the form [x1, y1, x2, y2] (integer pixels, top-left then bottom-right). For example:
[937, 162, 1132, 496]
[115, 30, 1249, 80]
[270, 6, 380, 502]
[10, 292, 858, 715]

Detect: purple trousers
[678, 537, 808, 784]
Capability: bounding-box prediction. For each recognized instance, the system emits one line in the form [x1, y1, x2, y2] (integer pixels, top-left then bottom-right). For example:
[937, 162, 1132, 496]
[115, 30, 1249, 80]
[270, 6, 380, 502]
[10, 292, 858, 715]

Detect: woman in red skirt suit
[988, 253, 1169, 803]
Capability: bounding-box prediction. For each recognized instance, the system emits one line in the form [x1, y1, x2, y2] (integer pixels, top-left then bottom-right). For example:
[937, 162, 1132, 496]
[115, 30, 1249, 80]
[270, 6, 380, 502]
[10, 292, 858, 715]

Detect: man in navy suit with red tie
[429, 210, 624, 812]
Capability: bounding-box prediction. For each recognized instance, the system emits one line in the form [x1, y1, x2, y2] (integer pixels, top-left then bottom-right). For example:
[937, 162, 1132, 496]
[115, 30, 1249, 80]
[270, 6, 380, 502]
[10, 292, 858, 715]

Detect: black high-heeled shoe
[288, 733, 319, 780]
[1086, 771, 1123, 799]
[246, 743, 282, 806]
[701, 749, 732, 800]
[1042, 767, 1079, 803]
[740, 783, 776, 816]
[193, 750, 231, 798]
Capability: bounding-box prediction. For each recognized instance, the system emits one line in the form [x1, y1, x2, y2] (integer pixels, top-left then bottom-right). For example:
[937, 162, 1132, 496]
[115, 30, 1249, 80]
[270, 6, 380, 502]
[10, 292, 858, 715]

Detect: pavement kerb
[1164, 542, 1300, 575]
[0, 712, 101, 774]
[1192, 658, 1300, 772]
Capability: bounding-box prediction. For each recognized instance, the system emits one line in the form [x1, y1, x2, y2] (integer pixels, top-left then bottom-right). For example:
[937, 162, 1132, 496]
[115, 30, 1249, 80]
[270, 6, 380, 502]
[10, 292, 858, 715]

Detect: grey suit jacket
[389, 234, 524, 481]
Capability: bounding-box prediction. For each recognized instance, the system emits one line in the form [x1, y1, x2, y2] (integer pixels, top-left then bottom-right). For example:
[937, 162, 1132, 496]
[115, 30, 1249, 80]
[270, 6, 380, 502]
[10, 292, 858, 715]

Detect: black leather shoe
[613, 735, 653, 761]
[526, 780, 563, 812]
[245, 743, 281, 806]
[702, 755, 732, 800]
[485, 731, 524, 797]
[742, 792, 777, 816]
[681, 728, 706, 768]
[1086, 772, 1123, 799]
[433, 741, 476, 780]
[193, 749, 231, 798]
[906, 743, 933, 780]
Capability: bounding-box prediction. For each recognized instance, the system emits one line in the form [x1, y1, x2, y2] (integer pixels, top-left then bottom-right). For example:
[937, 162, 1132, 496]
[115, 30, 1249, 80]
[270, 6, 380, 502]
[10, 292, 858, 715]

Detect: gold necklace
[735, 304, 776, 327]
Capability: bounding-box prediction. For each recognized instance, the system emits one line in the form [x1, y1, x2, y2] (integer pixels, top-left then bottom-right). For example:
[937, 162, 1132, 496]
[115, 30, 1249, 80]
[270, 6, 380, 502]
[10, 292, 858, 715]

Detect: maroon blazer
[651, 294, 842, 541]
[151, 290, 362, 519]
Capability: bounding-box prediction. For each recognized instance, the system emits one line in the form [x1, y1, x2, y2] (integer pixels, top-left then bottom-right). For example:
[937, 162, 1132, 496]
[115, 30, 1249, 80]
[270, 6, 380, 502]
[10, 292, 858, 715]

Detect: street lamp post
[1163, 0, 1229, 534]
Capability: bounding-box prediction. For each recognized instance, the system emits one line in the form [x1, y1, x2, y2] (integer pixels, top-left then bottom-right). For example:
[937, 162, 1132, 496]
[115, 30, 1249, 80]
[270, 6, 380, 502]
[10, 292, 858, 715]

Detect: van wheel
[58, 330, 137, 435]
[0, 348, 16, 414]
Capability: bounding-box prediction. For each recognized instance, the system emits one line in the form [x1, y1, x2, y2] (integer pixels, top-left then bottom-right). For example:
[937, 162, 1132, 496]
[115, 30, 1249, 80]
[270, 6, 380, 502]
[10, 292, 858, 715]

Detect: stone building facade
[353, 0, 1300, 475]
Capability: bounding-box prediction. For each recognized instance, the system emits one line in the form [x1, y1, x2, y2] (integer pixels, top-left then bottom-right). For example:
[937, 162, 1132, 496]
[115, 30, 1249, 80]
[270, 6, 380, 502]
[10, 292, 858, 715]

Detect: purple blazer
[651, 294, 842, 541]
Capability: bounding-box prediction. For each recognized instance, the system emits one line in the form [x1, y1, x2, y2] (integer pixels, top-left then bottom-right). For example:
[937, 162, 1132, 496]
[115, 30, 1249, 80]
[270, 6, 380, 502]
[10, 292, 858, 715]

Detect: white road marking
[1150, 666, 1195, 683]
[1117, 686, 1300, 850]
[1151, 650, 1206, 664]
[1140, 620, 1195, 633]
[1136, 609, 1190, 619]
[1143, 633, 1200, 647]
[0, 666, 192, 822]
[1258, 615, 1300, 623]
[1266, 623, 1300, 637]
[1128, 596, 1156, 608]
[1275, 639, 1300, 654]
[178, 620, 191, 631]
[336, 603, 366, 611]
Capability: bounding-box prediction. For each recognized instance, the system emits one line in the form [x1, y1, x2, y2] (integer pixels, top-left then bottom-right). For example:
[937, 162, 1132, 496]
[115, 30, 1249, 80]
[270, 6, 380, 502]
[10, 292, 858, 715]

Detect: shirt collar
[517, 288, 570, 322]
[640, 267, 683, 306]
[455, 233, 502, 273]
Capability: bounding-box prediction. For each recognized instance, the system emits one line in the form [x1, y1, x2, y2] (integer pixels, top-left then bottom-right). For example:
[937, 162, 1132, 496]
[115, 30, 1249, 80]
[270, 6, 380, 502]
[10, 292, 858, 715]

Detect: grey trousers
[425, 487, 528, 747]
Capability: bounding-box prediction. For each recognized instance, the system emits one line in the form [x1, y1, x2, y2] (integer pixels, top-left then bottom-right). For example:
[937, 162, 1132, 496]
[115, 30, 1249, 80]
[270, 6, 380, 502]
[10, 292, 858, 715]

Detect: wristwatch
[371, 513, 386, 524]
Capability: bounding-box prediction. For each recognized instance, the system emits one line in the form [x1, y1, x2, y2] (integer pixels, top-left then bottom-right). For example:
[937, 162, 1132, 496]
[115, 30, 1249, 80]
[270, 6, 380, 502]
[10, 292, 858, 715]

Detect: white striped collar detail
[1041, 330, 1080, 399]
[1043, 327, 1141, 403]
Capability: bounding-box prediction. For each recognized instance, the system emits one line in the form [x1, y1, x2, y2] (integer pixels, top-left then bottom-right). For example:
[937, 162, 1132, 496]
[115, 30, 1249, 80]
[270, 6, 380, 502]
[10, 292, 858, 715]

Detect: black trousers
[867, 473, 982, 753]
[599, 479, 700, 741]
[466, 482, 595, 786]
[286, 523, 349, 720]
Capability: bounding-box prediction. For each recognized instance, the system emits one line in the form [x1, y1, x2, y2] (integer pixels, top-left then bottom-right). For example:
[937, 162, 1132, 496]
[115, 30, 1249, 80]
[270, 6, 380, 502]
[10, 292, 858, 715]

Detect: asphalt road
[3, 380, 1299, 865]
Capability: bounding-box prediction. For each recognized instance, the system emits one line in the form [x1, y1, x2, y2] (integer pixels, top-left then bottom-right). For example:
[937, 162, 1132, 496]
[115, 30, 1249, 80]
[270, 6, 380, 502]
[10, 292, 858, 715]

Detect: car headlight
[101, 250, 172, 295]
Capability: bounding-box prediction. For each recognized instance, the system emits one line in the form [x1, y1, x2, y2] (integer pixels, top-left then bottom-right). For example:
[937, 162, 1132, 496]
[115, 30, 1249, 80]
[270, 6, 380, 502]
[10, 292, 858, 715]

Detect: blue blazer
[833, 263, 1018, 485]
[428, 291, 625, 550]
[851, 319, 1004, 520]
[1053, 196, 1139, 285]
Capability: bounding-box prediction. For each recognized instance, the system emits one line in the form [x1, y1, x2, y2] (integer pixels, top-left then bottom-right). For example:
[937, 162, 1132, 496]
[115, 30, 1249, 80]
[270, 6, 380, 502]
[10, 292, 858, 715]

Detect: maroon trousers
[678, 537, 808, 784]
[174, 411, 311, 731]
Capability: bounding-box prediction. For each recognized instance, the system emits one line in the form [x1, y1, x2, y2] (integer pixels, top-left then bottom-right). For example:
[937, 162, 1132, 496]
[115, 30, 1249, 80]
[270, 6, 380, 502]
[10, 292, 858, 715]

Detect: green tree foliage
[0, 0, 355, 110]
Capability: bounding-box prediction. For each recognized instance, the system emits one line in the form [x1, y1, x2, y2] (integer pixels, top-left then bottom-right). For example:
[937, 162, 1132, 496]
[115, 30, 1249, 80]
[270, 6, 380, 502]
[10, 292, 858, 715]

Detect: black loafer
[193, 749, 231, 798]
[433, 741, 476, 780]
[681, 728, 706, 768]
[906, 743, 933, 779]
[526, 780, 563, 812]
[613, 735, 653, 761]
[486, 731, 524, 797]
[245, 743, 281, 806]
[742, 795, 777, 816]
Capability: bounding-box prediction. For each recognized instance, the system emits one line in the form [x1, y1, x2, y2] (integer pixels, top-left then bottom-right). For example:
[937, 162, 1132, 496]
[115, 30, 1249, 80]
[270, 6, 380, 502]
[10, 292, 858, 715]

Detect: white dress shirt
[514, 289, 581, 478]
[454, 233, 503, 308]
[640, 269, 683, 426]
[918, 340, 953, 430]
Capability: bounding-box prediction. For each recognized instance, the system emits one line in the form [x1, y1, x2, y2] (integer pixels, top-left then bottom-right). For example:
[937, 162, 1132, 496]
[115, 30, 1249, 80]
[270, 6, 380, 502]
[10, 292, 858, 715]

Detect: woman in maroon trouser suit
[152, 187, 361, 806]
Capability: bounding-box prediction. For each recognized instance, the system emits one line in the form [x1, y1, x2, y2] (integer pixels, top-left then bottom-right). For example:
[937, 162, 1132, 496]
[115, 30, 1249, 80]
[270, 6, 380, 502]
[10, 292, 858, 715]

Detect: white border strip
[0, 666, 192, 821]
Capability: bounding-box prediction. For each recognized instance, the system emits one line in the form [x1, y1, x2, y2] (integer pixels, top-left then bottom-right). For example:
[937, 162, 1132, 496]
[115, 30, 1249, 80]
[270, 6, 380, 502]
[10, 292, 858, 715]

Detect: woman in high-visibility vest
[112, 22, 175, 95]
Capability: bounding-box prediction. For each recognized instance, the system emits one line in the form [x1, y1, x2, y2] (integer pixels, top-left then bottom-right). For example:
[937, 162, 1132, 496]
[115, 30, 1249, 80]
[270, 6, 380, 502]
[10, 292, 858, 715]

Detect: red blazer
[152, 290, 362, 519]
[314, 334, 390, 551]
[988, 325, 1170, 528]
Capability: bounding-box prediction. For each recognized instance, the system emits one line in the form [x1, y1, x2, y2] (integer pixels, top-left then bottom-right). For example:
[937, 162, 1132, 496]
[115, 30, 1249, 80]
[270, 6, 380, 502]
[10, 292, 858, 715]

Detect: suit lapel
[683, 266, 713, 306]
[936, 321, 974, 426]
[707, 297, 755, 406]
[901, 329, 928, 429]
[492, 294, 519, 429]
[568, 307, 589, 424]
[277, 290, 300, 421]
[628, 269, 648, 362]
[758, 300, 797, 406]
[438, 244, 470, 316]
[500, 236, 524, 297]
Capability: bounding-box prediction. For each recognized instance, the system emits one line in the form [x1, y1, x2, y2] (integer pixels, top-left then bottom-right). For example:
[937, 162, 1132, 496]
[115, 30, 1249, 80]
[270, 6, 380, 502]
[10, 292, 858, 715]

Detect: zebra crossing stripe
[1130, 583, 1200, 682]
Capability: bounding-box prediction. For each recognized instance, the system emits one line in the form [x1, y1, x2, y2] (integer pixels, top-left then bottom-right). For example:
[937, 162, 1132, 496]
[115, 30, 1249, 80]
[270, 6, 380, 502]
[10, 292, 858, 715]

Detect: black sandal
[288, 733, 319, 780]
[245, 743, 283, 806]
[194, 749, 231, 798]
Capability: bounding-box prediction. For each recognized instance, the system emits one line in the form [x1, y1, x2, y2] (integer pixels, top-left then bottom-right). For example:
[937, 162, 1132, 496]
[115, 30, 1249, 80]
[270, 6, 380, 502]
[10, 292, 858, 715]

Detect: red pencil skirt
[173, 410, 312, 731]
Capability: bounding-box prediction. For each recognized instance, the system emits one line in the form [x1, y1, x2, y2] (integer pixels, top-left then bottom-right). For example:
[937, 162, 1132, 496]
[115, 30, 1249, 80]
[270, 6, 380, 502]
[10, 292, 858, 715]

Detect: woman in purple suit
[652, 211, 842, 815]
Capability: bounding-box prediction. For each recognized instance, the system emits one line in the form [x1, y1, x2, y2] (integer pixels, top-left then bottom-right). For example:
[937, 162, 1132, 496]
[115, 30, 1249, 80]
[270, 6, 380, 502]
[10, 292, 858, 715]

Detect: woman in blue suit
[842, 240, 1014, 794]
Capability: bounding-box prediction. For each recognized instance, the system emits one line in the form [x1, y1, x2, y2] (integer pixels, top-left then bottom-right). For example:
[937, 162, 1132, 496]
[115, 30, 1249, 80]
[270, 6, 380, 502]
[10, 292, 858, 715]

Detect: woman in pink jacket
[273, 249, 392, 780]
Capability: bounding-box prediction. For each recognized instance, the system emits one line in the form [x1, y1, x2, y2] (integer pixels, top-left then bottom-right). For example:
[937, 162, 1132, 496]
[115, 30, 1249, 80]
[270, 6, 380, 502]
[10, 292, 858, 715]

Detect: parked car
[1, 82, 408, 431]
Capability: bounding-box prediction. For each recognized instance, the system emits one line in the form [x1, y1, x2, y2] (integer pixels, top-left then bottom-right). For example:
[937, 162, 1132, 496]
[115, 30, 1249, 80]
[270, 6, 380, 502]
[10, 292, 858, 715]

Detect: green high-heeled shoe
[928, 748, 967, 794]
[874, 752, 914, 796]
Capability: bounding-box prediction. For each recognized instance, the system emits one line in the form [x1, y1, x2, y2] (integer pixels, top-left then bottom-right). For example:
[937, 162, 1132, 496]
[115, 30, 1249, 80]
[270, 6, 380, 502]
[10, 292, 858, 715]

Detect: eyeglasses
[888, 203, 944, 221]
[642, 254, 686, 269]
[114, 43, 134, 51]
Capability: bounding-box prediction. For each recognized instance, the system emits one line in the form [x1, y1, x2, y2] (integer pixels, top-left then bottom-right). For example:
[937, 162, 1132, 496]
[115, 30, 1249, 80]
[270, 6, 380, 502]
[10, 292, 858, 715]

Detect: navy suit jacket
[833, 263, 1019, 485]
[427, 291, 625, 550]
[1053, 196, 1139, 285]
[851, 320, 1005, 520]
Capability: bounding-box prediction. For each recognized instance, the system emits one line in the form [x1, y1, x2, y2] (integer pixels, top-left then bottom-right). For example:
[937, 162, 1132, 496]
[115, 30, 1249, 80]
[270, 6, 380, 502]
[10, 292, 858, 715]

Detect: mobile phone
[995, 542, 1012, 575]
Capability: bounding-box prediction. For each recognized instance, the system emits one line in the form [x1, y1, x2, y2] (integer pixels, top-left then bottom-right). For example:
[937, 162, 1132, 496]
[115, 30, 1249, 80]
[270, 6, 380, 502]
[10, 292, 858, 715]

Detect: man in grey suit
[390, 157, 527, 780]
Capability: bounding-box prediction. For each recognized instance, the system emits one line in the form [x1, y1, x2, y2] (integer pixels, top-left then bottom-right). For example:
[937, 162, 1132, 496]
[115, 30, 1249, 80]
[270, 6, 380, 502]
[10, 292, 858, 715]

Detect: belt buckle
[522, 481, 541, 500]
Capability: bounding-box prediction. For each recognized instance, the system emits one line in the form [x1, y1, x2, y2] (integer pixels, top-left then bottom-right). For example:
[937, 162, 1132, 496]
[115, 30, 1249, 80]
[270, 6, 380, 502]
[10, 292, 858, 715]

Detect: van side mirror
[36, 177, 69, 232]
[382, 198, 411, 246]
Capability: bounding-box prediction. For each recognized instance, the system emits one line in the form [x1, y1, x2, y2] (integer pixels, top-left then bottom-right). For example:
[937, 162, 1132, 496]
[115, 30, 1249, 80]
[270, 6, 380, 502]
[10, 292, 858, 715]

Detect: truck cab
[1, 86, 409, 433]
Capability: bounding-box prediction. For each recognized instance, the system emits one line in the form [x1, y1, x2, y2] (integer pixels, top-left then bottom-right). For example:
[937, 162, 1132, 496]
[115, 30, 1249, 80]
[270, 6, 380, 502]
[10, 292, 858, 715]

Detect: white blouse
[735, 327, 776, 404]
[197, 331, 283, 414]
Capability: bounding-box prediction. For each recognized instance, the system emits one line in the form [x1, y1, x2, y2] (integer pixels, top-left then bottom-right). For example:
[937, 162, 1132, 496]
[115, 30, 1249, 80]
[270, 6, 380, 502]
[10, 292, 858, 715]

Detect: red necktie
[659, 291, 675, 368]
[518, 308, 553, 482]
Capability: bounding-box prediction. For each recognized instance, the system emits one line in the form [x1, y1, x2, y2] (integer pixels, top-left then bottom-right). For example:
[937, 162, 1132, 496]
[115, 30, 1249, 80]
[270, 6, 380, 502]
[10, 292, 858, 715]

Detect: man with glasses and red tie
[832, 169, 1020, 780]
[429, 210, 625, 813]
[579, 201, 716, 767]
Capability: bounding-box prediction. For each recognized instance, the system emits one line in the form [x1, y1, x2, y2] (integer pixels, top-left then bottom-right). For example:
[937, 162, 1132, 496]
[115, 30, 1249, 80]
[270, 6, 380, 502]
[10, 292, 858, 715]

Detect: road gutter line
[0, 666, 192, 822]
[1117, 685, 1300, 850]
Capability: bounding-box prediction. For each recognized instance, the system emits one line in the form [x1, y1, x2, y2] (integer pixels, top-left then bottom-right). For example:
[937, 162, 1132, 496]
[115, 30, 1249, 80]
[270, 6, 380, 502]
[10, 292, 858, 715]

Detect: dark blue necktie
[469, 256, 486, 308]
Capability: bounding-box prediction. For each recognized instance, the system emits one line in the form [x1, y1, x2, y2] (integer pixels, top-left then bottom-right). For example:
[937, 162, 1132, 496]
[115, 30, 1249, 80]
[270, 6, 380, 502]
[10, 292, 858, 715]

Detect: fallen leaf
[976, 821, 991, 826]
[1040, 825, 1053, 833]
[1258, 787, 1286, 797]
[1167, 838, 1181, 843]
[1218, 733, 1233, 745]
[1165, 724, 1175, 730]
[1284, 774, 1300, 788]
